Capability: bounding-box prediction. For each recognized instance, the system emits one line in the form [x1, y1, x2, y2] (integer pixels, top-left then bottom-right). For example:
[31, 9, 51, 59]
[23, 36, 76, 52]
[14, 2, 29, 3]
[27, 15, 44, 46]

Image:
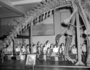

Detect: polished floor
[0, 59, 90, 70]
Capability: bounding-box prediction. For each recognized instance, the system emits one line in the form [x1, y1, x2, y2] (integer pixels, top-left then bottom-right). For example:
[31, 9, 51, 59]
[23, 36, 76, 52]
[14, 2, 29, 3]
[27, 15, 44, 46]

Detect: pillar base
[75, 61, 85, 66]
[87, 63, 90, 66]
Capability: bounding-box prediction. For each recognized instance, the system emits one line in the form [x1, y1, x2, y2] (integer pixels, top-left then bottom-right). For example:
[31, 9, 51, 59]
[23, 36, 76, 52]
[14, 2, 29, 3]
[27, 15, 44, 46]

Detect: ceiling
[0, 0, 42, 18]
[0, 0, 90, 19]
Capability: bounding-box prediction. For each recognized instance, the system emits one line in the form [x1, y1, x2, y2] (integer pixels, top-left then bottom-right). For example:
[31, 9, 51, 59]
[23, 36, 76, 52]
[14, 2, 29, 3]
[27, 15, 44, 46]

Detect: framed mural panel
[26, 54, 36, 65]
[21, 15, 55, 36]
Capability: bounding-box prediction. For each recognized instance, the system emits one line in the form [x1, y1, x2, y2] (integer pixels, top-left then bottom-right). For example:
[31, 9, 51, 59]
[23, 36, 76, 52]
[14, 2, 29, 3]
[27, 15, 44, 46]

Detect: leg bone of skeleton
[65, 55, 76, 63]
[63, 2, 78, 24]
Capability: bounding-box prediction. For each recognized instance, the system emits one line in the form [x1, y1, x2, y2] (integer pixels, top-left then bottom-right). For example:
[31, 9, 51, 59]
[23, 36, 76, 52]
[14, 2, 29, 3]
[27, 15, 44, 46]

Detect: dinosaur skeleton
[61, 0, 85, 65]
[61, 1, 77, 63]
[62, 1, 77, 26]
[2, 0, 69, 45]
[61, 0, 90, 65]
[2, 0, 90, 66]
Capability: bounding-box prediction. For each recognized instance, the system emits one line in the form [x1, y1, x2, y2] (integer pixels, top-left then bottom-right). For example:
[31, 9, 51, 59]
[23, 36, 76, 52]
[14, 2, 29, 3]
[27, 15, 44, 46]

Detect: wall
[21, 15, 54, 36]
[0, 9, 71, 44]
[33, 9, 71, 44]
[59, 10, 71, 34]
[0, 17, 24, 37]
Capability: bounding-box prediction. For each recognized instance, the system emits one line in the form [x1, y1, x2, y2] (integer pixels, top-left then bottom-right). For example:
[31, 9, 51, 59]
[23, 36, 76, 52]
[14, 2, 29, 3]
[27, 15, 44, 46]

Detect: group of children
[31, 40, 65, 61]
[0, 38, 87, 62]
[31, 40, 77, 61]
[31, 40, 87, 62]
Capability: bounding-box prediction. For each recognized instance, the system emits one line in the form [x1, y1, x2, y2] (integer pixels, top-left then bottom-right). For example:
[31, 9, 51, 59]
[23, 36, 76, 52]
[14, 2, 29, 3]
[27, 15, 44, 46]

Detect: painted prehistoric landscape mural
[21, 15, 54, 36]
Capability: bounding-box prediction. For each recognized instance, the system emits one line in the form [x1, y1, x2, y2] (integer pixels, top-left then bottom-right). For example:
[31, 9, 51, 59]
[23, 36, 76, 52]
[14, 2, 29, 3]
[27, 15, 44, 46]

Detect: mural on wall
[21, 15, 54, 36]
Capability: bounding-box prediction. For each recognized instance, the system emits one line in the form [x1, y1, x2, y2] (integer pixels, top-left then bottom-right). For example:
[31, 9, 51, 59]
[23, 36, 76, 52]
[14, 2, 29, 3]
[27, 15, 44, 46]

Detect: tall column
[12, 39, 15, 56]
[29, 22, 33, 53]
[75, 12, 84, 65]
